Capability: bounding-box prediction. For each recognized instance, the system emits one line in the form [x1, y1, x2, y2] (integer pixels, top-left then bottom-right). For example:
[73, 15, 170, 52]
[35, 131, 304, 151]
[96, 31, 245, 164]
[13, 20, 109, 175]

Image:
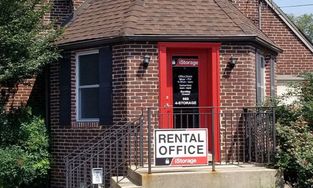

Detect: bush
[0, 107, 49, 188]
[275, 73, 313, 187]
[276, 119, 313, 187]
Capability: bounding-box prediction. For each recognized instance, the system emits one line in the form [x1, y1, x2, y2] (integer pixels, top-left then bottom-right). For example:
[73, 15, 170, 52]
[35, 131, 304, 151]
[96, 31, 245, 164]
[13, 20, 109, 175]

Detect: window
[76, 50, 99, 121]
[256, 55, 266, 104]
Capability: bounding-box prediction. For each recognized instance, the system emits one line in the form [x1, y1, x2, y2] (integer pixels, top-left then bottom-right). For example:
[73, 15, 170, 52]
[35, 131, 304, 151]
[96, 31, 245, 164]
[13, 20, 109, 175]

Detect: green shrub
[276, 119, 313, 187]
[275, 73, 313, 187]
[0, 107, 49, 188]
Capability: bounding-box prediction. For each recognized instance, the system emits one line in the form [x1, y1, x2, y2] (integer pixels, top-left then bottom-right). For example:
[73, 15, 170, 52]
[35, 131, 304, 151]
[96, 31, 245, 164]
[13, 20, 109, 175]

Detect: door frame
[158, 42, 221, 160]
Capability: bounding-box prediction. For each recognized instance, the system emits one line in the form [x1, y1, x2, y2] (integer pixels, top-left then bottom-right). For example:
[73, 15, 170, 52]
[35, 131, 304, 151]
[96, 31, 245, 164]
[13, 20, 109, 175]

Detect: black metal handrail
[65, 106, 276, 187]
[65, 116, 144, 188]
[65, 118, 127, 160]
[145, 106, 276, 173]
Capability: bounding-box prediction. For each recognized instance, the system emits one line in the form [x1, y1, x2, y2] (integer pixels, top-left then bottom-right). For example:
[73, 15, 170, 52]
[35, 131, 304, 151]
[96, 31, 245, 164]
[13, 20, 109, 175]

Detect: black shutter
[99, 47, 113, 126]
[59, 52, 72, 128]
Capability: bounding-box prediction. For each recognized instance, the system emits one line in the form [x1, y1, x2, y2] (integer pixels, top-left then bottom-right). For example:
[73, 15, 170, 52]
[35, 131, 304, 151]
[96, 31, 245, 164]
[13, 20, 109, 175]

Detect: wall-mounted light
[229, 56, 237, 68]
[143, 55, 151, 67]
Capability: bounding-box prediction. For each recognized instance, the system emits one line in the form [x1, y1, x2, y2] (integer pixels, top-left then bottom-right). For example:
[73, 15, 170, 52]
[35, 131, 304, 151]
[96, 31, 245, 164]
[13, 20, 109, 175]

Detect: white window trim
[256, 55, 266, 104]
[76, 50, 100, 122]
[260, 56, 266, 101]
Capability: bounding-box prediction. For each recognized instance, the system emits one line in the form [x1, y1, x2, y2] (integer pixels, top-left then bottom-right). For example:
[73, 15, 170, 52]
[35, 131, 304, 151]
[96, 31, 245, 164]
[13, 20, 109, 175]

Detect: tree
[0, 0, 60, 83]
[289, 14, 313, 42]
[0, 0, 59, 187]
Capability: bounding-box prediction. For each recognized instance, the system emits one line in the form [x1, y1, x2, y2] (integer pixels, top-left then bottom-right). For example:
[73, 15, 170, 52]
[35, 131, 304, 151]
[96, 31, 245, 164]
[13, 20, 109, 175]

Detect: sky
[274, 0, 313, 16]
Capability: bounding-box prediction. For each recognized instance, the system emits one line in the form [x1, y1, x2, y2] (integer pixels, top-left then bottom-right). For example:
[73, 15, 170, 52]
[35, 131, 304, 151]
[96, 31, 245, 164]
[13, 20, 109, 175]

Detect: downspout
[258, 0, 262, 30]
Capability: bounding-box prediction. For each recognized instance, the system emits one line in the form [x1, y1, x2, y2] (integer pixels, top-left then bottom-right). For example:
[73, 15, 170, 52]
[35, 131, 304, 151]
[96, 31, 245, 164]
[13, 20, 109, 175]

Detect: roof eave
[253, 36, 283, 53]
[57, 35, 282, 53]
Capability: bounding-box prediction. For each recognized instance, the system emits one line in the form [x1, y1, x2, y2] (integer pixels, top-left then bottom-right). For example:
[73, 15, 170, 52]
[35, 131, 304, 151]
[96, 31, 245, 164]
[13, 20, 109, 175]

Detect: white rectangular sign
[154, 129, 208, 166]
[91, 168, 103, 185]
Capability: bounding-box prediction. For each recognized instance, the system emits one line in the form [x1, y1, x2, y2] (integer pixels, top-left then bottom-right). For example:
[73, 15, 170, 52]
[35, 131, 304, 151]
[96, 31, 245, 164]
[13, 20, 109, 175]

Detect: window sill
[71, 121, 100, 128]
[76, 119, 99, 123]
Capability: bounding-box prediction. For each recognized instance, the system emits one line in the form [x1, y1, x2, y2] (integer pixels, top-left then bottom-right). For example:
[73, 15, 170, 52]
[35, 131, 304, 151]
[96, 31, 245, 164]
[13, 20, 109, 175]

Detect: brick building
[49, 0, 282, 187]
[5, 0, 312, 187]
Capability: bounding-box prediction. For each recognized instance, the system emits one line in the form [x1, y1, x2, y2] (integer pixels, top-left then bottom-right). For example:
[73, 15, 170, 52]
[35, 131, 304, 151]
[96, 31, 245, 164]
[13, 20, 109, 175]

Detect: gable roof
[264, 0, 313, 53]
[57, 0, 281, 52]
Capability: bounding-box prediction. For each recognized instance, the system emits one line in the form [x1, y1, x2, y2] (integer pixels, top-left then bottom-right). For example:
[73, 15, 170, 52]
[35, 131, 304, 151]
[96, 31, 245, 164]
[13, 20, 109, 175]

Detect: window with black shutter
[76, 50, 100, 121]
[75, 48, 113, 125]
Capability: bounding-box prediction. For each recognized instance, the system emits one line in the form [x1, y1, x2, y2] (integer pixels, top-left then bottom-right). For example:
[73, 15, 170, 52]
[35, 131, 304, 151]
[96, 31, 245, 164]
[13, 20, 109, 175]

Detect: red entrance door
[158, 42, 221, 161]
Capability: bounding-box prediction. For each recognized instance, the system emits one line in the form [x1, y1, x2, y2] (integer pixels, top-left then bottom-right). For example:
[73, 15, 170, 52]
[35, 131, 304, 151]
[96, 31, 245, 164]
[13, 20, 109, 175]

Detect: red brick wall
[219, 44, 257, 161]
[112, 43, 159, 121]
[231, 0, 260, 27]
[1, 78, 40, 110]
[220, 44, 257, 107]
[233, 0, 313, 76]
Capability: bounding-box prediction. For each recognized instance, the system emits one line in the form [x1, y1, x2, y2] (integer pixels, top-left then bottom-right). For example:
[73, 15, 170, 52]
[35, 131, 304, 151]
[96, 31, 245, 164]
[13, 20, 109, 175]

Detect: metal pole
[266, 112, 270, 164]
[272, 107, 276, 155]
[147, 108, 152, 174]
[248, 112, 252, 163]
[140, 111, 144, 167]
[116, 130, 119, 182]
[211, 108, 216, 171]
[66, 157, 69, 188]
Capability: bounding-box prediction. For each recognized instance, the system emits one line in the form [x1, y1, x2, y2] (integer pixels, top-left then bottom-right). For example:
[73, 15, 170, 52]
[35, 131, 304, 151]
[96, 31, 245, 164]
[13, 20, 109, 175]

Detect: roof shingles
[58, 0, 277, 49]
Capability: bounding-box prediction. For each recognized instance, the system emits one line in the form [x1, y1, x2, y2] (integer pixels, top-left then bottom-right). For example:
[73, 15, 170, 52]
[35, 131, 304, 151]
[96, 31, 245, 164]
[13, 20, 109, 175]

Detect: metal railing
[145, 106, 276, 172]
[65, 106, 276, 187]
[65, 116, 144, 188]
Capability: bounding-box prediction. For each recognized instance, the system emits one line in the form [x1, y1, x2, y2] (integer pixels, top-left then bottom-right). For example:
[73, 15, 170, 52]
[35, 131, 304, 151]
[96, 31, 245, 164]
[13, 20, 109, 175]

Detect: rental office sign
[154, 129, 208, 166]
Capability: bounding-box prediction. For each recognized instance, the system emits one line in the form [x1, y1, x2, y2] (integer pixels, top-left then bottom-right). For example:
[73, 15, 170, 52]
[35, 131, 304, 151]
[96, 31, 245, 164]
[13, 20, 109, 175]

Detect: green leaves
[0, 0, 60, 83]
[0, 147, 26, 186]
[275, 73, 313, 187]
[277, 121, 313, 187]
[0, 107, 49, 187]
[289, 14, 313, 43]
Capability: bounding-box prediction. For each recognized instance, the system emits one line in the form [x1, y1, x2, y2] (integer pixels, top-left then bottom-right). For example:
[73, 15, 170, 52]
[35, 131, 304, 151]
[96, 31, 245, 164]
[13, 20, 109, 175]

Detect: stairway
[111, 165, 282, 188]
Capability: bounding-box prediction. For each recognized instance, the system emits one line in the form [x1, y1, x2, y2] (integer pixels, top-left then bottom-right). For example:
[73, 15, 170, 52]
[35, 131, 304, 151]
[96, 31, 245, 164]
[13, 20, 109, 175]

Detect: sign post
[154, 129, 208, 166]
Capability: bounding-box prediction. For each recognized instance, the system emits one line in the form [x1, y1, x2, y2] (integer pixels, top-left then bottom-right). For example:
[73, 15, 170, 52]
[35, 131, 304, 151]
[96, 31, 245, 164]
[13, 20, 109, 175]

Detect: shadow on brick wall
[0, 72, 46, 117]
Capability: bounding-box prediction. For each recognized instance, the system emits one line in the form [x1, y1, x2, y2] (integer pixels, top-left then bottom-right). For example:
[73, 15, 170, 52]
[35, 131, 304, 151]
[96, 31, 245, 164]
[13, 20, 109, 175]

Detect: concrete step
[111, 176, 142, 188]
[127, 165, 283, 188]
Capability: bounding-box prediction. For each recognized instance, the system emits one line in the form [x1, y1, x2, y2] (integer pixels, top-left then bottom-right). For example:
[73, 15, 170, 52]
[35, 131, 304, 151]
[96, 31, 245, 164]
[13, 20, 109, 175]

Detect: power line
[280, 3, 313, 8]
